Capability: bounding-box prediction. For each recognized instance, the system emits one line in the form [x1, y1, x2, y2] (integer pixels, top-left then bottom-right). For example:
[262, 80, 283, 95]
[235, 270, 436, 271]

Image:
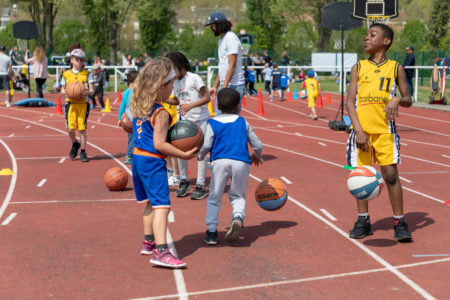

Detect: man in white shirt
[205, 12, 245, 115]
[0, 46, 13, 107]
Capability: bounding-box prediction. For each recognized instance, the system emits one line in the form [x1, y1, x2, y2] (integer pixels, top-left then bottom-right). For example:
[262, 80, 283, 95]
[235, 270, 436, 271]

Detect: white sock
[358, 213, 369, 219]
[393, 215, 404, 219]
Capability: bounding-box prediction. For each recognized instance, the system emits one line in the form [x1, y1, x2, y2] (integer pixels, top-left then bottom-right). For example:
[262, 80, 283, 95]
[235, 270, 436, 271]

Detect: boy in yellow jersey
[61, 49, 94, 162]
[346, 23, 412, 242]
[302, 70, 320, 120]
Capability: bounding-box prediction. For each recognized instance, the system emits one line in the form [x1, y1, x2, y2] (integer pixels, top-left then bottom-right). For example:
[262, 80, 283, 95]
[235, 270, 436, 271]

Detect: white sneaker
[168, 175, 180, 186]
[5, 100, 11, 107]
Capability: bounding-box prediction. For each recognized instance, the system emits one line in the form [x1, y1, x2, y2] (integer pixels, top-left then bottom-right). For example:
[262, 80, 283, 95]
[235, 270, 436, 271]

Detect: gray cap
[205, 12, 227, 26]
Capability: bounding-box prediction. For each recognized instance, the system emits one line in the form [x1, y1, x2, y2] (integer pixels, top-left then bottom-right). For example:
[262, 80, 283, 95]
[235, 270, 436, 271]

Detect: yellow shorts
[65, 102, 90, 130]
[346, 131, 401, 167]
[307, 93, 318, 108]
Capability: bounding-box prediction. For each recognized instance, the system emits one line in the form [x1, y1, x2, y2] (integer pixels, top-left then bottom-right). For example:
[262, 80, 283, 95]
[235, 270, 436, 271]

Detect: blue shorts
[132, 154, 170, 208]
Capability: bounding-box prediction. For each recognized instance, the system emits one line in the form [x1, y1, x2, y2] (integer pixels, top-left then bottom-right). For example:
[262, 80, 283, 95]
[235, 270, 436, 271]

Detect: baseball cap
[307, 70, 315, 77]
[71, 48, 86, 59]
[272, 63, 278, 68]
[204, 12, 227, 26]
[406, 46, 414, 51]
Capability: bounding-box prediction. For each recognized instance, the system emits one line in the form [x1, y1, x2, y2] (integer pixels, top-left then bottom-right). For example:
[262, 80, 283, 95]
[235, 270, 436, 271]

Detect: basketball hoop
[17, 38, 28, 53]
[352, 0, 398, 28]
[332, 31, 349, 50]
[366, 16, 391, 27]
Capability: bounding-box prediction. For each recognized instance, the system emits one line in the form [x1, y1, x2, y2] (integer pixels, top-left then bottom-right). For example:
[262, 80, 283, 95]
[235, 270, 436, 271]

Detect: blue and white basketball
[347, 166, 384, 200]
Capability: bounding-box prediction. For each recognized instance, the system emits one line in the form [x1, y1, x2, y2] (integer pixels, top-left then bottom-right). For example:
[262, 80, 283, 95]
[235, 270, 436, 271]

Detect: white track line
[319, 209, 337, 221]
[280, 176, 292, 184]
[318, 142, 327, 146]
[399, 176, 412, 183]
[37, 179, 47, 187]
[10, 198, 136, 204]
[17, 156, 66, 160]
[0, 115, 186, 298]
[168, 211, 175, 223]
[59, 157, 65, 164]
[25, 125, 30, 129]
[1, 212, 17, 225]
[8, 133, 14, 137]
[412, 254, 450, 257]
[0, 139, 18, 219]
[443, 155, 450, 159]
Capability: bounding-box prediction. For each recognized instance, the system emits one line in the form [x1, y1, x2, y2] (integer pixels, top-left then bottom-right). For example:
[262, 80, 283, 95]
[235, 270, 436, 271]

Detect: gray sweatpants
[206, 158, 250, 232]
[178, 119, 208, 186]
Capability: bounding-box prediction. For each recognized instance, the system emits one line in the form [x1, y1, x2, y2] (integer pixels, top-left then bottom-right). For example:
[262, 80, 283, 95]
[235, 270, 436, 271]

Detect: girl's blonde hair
[34, 46, 45, 63]
[130, 58, 174, 120]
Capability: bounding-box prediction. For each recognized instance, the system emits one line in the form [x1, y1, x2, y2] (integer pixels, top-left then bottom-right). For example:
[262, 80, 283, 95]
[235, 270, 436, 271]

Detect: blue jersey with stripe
[281, 74, 289, 88]
[208, 115, 251, 164]
[132, 102, 168, 156]
[248, 70, 255, 83]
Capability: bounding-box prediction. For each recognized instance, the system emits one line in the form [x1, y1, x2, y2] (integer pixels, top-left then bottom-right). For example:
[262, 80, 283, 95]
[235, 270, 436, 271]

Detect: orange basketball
[119, 114, 133, 134]
[255, 178, 288, 211]
[67, 81, 86, 101]
[104, 167, 128, 191]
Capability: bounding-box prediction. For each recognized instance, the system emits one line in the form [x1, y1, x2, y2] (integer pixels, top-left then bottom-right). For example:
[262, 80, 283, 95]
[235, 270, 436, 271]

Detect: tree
[52, 19, 89, 55]
[400, 20, 427, 51]
[83, 0, 134, 65]
[137, 0, 177, 54]
[246, 0, 285, 52]
[307, 0, 334, 52]
[428, 0, 449, 50]
[278, 21, 317, 64]
[17, 0, 61, 54]
[0, 22, 17, 51]
[179, 24, 195, 53]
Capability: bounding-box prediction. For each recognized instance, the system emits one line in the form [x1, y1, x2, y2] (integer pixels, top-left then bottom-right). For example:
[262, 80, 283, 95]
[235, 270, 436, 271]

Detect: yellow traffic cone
[0, 168, 15, 175]
[102, 98, 112, 113]
[9, 80, 14, 96]
[207, 99, 215, 116]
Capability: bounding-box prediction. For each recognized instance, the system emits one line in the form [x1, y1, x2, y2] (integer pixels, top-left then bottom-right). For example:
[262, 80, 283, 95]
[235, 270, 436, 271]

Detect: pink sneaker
[140, 240, 155, 255]
[150, 248, 186, 268]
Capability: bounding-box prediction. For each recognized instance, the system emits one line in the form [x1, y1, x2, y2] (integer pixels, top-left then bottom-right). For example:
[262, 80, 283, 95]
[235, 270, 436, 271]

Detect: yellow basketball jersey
[356, 58, 399, 134]
[161, 95, 178, 127]
[304, 77, 319, 96]
[63, 69, 89, 103]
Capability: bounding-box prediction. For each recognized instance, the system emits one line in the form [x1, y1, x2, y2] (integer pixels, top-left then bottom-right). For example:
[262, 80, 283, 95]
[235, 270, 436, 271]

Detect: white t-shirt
[0, 54, 10, 75]
[173, 72, 210, 122]
[218, 31, 245, 86]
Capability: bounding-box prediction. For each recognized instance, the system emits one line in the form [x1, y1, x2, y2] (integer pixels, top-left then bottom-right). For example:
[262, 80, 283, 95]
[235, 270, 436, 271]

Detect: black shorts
[0, 75, 10, 90]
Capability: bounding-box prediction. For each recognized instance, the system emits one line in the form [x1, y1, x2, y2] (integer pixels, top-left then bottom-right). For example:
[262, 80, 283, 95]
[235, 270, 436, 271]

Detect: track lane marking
[400, 176, 412, 183]
[37, 179, 47, 187]
[443, 155, 450, 159]
[8, 134, 14, 137]
[319, 209, 337, 221]
[25, 125, 30, 129]
[0, 139, 18, 219]
[168, 211, 175, 222]
[1, 212, 17, 225]
[318, 142, 327, 146]
[10, 198, 136, 204]
[59, 157, 65, 164]
[133, 257, 448, 300]
[280, 176, 292, 184]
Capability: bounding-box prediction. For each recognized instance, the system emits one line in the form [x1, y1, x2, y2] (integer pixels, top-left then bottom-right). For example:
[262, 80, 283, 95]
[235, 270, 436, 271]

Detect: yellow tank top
[304, 77, 318, 96]
[356, 58, 399, 134]
[161, 95, 178, 127]
[63, 69, 89, 103]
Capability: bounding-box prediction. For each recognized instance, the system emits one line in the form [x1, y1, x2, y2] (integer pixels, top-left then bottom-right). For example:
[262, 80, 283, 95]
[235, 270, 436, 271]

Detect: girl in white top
[166, 52, 211, 200]
[25, 46, 48, 98]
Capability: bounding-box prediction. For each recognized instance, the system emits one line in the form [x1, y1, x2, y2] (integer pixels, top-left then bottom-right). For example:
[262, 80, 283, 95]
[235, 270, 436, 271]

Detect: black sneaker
[204, 230, 218, 245]
[349, 216, 373, 239]
[176, 179, 191, 197]
[394, 219, 412, 242]
[191, 185, 208, 200]
[80, 150, 89, 162]
[225, 217, 243, 243]
[69, 141, 81, 159]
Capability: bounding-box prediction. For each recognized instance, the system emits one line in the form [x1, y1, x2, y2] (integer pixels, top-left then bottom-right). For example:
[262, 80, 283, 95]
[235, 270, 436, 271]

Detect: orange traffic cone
[241, 95, 246, 107]
[326, 92, 332, 104]
[55, 95, 63, 114]
[257, 89, 264, 116]
[287, 91, 294, 101]
[117, 90, 122, 105]
[317, 93, 323, 108]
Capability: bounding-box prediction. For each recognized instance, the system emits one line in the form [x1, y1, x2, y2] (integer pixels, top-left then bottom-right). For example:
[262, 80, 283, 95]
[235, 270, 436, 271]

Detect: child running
[166, 51, 211, 200]
[117, 70, 138, 164]
[198, 88, 263, 245]
[130, 58, 198, 268]
[61, 49, 93, 162]
[346, 23, 412, 242]
[302, 70, 320, 120]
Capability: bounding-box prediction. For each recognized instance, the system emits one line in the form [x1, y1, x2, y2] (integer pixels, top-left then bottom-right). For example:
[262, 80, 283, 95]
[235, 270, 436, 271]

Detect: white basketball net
[332, 31, 349, 50]
[17, 38, 27, 53]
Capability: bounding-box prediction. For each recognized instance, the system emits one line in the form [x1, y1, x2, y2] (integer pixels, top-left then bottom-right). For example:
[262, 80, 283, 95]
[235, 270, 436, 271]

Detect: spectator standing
[24, 46, 48, 98]
[9, 46, 19, 67]
[403, 46, 415, 96]
[0, 46, 13, 107]
[205, 11, 245, 116]
[263, 50, 272, 66]
[263, 63, 273, 100]
[144, 52, 152, 64]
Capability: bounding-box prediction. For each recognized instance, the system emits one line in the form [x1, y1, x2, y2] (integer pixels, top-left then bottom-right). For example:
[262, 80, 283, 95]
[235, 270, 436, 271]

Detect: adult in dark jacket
[403, 46, 415, 95]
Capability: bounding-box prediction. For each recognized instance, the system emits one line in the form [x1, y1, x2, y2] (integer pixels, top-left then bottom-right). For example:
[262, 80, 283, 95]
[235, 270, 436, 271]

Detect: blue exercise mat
[14, 98, 56, 107]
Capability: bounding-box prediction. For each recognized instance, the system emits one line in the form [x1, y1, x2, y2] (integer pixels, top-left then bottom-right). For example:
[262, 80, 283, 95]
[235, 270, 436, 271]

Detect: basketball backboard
[352, 0, 398, 20]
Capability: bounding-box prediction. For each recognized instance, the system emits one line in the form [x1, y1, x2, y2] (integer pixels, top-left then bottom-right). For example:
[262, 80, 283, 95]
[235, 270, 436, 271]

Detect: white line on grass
[37, 179, 47, 187]
[1, 212, 17, 225]
[319, 209, 337, 221]
[280, 176, 292, 184]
